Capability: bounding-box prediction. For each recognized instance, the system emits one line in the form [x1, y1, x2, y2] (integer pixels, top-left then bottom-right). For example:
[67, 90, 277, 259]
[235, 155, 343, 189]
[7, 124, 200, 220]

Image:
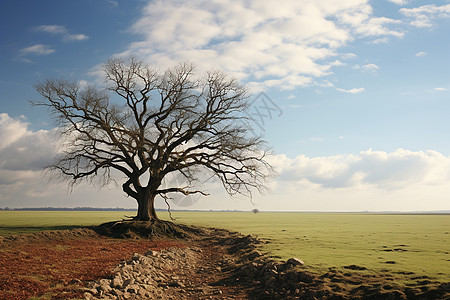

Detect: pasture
[1, 211, 449, 284]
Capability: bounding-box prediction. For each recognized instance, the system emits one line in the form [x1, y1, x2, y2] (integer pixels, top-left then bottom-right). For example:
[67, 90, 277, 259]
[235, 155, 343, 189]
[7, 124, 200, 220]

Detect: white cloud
[336, 87, 365, 94]
[0, 114, 57, 173]
[0, 114, 58, 203]
[269, 148, 450, 190]
[116, 0, 404, 91]
[0, 113, 28, 150]
[341, 53, 357, 59]
[316, 80, 335, 88]
[66, 33, 89, 41]
[400, 4, 450, 28]
[20, 44, 55, 56]
[415, 51, 426, 57]
[106, 0, 118, 8]
[353, 17, 403, 37]
[361, 63, 379, 72]
[34, 25, 89, 41]
[387, 0, 408, 5]
[0, 114, 132, 208]
[35, 25, 67, 34]
[370, 37, 390, 44]
[434, 87, 447, 91]
[2, 114, 450, 211]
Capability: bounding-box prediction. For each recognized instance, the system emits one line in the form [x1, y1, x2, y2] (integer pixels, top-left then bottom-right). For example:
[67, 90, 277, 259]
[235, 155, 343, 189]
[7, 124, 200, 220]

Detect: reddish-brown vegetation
[0, 230, 185, 299]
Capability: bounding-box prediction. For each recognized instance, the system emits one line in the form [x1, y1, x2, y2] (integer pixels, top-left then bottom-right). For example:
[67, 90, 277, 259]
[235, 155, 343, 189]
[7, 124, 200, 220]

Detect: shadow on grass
[0, 225, 82, 235]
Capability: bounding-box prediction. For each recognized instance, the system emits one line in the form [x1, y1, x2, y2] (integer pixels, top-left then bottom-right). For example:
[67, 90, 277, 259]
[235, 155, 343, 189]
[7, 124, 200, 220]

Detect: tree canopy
[34, 58, 271, 221]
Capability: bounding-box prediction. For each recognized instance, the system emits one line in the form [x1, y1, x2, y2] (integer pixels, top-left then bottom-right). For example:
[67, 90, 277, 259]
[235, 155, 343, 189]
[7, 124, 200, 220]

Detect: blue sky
[1, 0, 450, 211]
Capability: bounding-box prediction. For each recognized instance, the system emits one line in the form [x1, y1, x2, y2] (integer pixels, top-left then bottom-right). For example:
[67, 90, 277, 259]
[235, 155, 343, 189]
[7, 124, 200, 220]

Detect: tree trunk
[136, 194, 158, 221]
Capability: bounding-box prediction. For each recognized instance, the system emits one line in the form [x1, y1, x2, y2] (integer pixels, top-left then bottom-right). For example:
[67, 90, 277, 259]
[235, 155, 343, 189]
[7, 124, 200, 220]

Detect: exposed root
[91, 220, 204, 239]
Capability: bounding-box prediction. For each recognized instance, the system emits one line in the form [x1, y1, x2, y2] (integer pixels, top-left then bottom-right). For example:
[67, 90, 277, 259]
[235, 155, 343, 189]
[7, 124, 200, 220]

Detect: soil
[0, 222, 449, 299]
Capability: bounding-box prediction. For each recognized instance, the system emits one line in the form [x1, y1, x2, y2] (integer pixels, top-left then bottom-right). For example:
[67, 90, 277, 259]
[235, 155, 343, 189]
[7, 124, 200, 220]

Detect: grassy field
[0, 211, 132, 235]
[1, 210, 449, 283]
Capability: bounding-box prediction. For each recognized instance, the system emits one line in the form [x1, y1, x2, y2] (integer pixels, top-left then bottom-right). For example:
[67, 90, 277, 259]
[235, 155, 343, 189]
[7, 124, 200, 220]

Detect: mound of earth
[1, 222, 450, 299]
[91, 220, 204, 239]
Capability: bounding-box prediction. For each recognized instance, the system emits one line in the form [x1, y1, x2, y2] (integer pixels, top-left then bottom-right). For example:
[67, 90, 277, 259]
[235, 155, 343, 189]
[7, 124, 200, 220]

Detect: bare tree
[34, 58, 271, 221]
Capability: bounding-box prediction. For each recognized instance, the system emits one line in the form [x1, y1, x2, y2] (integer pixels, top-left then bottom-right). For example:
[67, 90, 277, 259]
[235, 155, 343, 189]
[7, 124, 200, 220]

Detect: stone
[99, 279, 112, 292]
[247, 250, 263, 261]
[81, 287, 98, 295]
[110, 289, 124, 297]
[83, 292, 95, 300]
[287, 258, 304, 266]
[69, 279, 83, 285]
[122, 278, 135, 288]
[111, 274, 122, 288]
[126, 284, 141, 294]
[145, 250, 159, 257]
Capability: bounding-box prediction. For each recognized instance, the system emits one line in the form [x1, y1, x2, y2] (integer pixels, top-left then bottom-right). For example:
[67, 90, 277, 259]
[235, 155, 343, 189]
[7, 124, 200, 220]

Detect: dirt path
[1, 226, 449, 299]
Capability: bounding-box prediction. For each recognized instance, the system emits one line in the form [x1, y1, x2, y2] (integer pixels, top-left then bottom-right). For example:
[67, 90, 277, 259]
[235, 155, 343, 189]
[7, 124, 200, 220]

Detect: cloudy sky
[1, 0, 450, 211]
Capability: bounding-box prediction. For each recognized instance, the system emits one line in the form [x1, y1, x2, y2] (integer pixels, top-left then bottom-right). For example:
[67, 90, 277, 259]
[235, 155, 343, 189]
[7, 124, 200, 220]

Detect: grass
[0, 211, 132, 235]
[169, 211, 450, 283]
[1, 210, 449, 284]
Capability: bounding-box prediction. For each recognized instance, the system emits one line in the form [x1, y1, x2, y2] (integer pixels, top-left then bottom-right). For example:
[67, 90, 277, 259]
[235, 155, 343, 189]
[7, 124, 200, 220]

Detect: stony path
[83, 229, 253, 299]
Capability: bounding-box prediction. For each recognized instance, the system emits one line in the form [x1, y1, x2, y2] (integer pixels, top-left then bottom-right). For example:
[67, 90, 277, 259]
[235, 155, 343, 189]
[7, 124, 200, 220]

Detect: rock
[111, 273, 123, 289]
[168, 280, 183, 287]
[145, 250, 159, 257]
[126, 284, 141, 294]
[287, 257, 304, 266]
[83, 292, 96, 300]
[191, 247, 203, 253]
[122, 278, 135, 288]
[110, 289, 124, 297]
[69, 278, 83, 285]
[98, 279, 112, 292]
[81, 287, 98, 295]
[246, 250, 263, 260]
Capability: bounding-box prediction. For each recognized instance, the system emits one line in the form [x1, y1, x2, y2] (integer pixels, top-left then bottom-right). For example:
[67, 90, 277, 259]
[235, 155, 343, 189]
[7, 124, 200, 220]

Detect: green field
[1, 211, 449, 283]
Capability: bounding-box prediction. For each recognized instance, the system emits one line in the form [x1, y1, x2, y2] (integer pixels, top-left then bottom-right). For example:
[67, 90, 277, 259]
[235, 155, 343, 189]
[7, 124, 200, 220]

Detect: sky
[0, 0, 450, 212]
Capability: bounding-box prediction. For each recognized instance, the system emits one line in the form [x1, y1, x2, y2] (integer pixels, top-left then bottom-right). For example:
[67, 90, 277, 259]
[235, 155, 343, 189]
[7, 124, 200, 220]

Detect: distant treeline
[0, 207, 138, 211]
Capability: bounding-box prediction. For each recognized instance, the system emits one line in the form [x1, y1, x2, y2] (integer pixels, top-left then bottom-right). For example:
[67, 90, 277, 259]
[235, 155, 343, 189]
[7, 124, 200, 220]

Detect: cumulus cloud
[0, 114, 58, 204]
[400, 4, 450, 28]
[2, 114, 449, 211]
[20, 44, 55, 56]
[0, 114, 134, 208]
[116, 0, 403, 90]
[336, 87, 365, 94]
[0, 113, 57, 175]
[34, 25, 89, 41]
[270, 149, 450, 190]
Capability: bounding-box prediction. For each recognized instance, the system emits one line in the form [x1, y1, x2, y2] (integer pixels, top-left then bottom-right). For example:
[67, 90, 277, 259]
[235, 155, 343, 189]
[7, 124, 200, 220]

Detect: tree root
[91, 220, 204, 239]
